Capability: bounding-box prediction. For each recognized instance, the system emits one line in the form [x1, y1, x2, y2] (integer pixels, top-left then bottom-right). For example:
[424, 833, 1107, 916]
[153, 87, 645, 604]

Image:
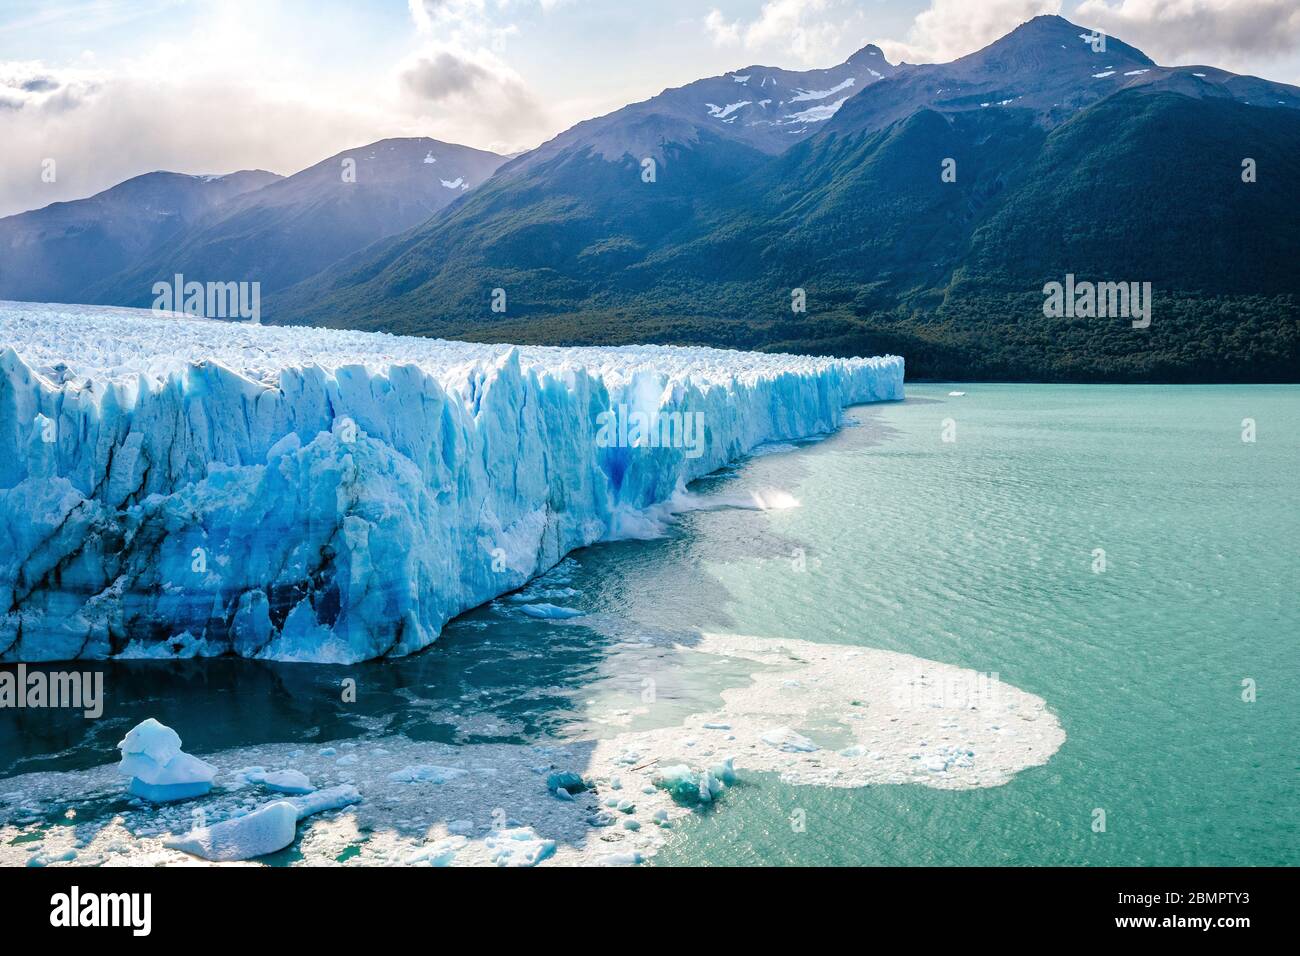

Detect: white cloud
[704, 9, 741, 47]
[397, 45, 550, 142]
[880, 0, 1062, 64]
[700, 0, 862, 66]
[1074, 0, 1300, 65]
[0, 61, 103, 114]
[398, 0, 550, 145]
[0, 0, 558, 218]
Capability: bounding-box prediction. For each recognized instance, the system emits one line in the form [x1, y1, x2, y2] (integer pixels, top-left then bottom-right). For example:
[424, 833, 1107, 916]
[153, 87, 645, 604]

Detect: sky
[1, 0, 1298, 217]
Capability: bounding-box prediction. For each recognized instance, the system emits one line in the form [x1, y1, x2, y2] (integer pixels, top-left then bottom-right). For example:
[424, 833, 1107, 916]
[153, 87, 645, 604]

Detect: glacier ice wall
[0, 302, 903, 663]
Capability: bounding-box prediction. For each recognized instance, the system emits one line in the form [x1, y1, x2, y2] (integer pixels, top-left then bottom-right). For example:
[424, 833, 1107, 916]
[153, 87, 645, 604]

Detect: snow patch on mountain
[785, 97, 851, 123]
[788, 77, 856, 102]
[706, 100, 751, 119]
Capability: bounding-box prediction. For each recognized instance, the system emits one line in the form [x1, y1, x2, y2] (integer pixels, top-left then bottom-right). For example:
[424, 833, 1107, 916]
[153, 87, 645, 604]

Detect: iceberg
[0, 302, 903, 663]
[165, 801, 299, 862]
[164, 785, 361, 862]
[652, 762, 730, 804]
[117, 718, 217, 802]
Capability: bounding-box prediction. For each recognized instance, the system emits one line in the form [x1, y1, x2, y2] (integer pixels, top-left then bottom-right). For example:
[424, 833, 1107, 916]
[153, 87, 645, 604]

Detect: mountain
[0, 170, 280, 303]
[272, 16, 1300, 382]
[90, 137, 507, 306]
[824, 14, 1298, 139]
[515, 42, 900, 167]
[265, 47, 901, 327]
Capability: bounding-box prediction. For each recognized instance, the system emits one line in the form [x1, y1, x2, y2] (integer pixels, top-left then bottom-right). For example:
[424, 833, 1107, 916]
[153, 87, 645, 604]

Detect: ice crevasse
[0, 302, 903, 663]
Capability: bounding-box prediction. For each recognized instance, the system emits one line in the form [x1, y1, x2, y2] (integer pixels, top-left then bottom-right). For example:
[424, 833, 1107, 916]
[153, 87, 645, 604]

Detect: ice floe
[1, 634, 1063, 867]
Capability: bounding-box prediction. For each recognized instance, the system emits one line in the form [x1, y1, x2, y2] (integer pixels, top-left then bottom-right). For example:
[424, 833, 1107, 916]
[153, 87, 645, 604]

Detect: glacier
[0, 301, 903, 663]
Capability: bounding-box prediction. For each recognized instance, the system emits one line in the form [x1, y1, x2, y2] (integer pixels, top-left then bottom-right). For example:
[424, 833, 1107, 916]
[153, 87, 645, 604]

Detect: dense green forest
[272, 93, 1300, 383]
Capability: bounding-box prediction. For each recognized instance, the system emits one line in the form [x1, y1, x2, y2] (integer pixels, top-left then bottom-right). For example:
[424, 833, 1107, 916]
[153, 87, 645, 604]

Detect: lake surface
[4, 384, 1296, 865]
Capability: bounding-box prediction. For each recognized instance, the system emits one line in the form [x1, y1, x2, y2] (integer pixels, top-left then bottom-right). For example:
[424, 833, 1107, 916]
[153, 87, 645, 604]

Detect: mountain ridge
[266, 15, 1300, 382]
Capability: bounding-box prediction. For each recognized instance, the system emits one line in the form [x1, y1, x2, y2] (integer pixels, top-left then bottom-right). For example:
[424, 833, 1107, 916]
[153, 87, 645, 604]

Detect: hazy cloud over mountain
[880, 0, 1063, 63]
[1075, 0, 1300, 63]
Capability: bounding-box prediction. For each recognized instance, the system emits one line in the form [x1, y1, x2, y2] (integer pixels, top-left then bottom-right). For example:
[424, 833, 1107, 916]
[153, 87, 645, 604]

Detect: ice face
[0, 302, 903, 663]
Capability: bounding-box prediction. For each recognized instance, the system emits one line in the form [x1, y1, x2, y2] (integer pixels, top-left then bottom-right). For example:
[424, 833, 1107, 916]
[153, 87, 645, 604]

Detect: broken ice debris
[116, 718, 217, 802]
[759, 726, 820, 753]
[387, 765, 468, 784]
[652, 760, 735, 804]
[405, 836, 466, 867]
[485, 827, 556, 867]
[236, 767, 315, 794]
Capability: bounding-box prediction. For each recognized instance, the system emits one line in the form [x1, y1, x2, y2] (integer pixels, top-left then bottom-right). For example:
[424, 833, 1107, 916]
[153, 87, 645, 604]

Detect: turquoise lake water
[651, 383, 1300, 865]
[3, 384, 1296, 865]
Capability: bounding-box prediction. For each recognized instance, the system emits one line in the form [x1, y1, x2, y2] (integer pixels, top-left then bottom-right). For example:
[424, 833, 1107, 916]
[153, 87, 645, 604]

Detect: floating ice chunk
[1092, 71, 1116, 78]
[406, 836, 466, 866]
[546, 771, 588, 794]
[485, 827, 555, 867]
[760, 726, 819, 753]
[26, 848, 77, 866]
[652, 763, 726, 803]
[284, 785, 361, 820]
[599, 851, 644, 865]
[518, 603, 585, 620]
[116, 718, 216, 802]
[259, 770, 314, 794]
[509, 587, 580, 602]
[710, 757, 737, 786]
[387, 765, 468, 785]
[166, 801, 299, 861]
[234, 767, 315, 794]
